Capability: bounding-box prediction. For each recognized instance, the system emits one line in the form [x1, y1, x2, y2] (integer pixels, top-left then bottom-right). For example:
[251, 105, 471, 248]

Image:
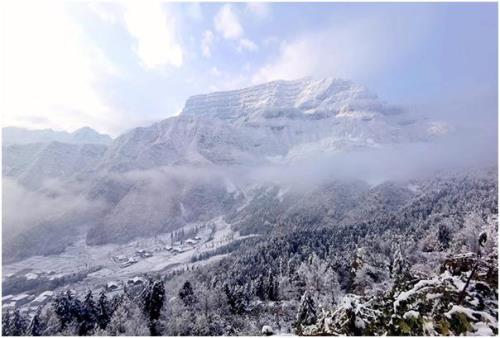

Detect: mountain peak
[71, 126, 112, 143]
[72, 126, 96, 134]
[180, 77, 379, 121]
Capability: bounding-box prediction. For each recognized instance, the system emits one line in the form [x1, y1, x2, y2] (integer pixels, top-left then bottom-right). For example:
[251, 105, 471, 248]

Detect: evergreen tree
[267, 273, 279, 301]
[53, 291, 73, 330]
[392, 246, 411, 282]
[142, 279, 166, 335]
[106, 297, 128, 335]
[79, 290, 97, 335]
[42, 306, 62, 336]
[438, 224, 452, 249]
[179, 280, 196, 306]
[67, 290, 83, 322]
[106, 294, 149, 335]
[2, 310, 12, 336]
[10, 309, 28, 336]
[295, 291, 317, 334]
[223, 284, 245, 315]
[255, 276, 267, 300]
[96, 290, 111, 330]
[27, 307, 45, 336]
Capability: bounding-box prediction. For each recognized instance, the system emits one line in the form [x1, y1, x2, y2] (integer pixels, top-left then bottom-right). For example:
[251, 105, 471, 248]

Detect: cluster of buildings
[2, 234, 208, 319]
[106, 276, 147, 291]
[111, 236, 203, 269]
[164, 236, 201, 254]
[112, 254, 140, 268]
[112, 248, 156, 268]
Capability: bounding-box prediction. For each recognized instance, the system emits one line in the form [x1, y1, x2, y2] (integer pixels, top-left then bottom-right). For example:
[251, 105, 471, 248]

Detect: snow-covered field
[3, 216, 242, 302]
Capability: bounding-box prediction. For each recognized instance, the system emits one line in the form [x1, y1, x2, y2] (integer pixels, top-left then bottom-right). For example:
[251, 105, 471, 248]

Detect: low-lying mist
[2, 119, 497, 261]
[2, 178, 108, 241]
[251, 128, 497, 188]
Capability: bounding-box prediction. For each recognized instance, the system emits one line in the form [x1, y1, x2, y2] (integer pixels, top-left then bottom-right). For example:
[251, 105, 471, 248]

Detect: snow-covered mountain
[98, 78, 445, 172]
[3, 77, 452, 259]
[2, 126, 112, 146]
[182, 77, 384, 120]
[3, 142, 108, 189]
[1, 78, 496, 337]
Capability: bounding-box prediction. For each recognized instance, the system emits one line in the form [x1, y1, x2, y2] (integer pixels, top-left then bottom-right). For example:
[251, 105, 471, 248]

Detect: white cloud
[252, 38, 321, 83]
[252, 18, 424, 85]
[210, 67, 222, 77]
[214, 4, 243, 40]
[246, 2, 270, 18]
[186, 2, 203, 21]
[122, 1, 183, 69]
[201, 30, 214, 57]
[213, 4, 259, 54]
[0, 0, 122, 135]
[237, 38, 258, 52]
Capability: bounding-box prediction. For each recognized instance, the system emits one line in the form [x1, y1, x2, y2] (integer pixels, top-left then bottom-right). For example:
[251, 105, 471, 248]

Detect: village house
[106, 281, 121, 291]
[31, 291, 54, 307]
[135, 249, 153, 258]
[113, 255, 128, 263]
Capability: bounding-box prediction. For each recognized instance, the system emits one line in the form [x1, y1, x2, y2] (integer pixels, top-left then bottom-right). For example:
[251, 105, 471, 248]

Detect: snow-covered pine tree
[255, 276, 266, 301]
[2, 310, 12, 336]
[142, 279, 166, 335]
[27, 307, 45, 336]
[179, 280, 196, 306]
[10, 309, 28, 336]
[96, 290, 111, 330]
[106, 294, 149, 335]
[53, 291, 73, 331]
[79, 290, 98, 335]
[42, 305, 63, 336]
[295, 290, 317, 334]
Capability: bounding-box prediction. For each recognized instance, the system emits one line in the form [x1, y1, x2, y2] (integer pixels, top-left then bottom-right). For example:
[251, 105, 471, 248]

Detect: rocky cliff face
[97, 78, 444, 172]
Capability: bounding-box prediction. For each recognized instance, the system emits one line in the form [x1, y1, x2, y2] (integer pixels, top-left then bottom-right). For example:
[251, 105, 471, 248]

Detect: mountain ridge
[2, 126, 113, 146]
[96, 77, 446, 172]
[2, 77, 455, 260]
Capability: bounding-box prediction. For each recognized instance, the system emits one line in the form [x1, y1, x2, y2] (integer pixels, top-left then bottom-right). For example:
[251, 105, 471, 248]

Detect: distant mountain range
[2, 126, 113, 146]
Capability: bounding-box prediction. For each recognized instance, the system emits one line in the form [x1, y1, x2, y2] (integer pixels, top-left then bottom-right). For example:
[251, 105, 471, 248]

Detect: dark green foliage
[438, 224, 452, 249]
[142, 280, 165, 335]
[179, 281, 196, 306]
[79, 291, 97, 335]
[96, 291, 111, 330]
[223, 284, 246, 315]
[53, 291, 74, 331]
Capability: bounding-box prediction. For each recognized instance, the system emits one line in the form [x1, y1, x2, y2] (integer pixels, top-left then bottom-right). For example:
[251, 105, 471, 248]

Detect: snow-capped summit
[1, 77, 457, 260]
[181, 77, 385, 122]
[71, 127, 113, 145]
[4, 78, 448, 176]
[98, 78, 444, 171]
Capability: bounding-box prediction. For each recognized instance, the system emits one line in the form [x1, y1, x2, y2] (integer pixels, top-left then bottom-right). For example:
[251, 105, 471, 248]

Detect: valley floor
[2, 216, 248, 313]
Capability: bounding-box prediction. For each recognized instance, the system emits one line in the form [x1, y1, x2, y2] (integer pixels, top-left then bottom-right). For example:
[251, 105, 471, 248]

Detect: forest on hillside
[3, 170, 498, 336]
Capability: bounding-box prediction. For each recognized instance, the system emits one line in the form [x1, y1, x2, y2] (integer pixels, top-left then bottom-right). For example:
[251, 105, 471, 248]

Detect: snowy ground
[3, 216, 245, 304]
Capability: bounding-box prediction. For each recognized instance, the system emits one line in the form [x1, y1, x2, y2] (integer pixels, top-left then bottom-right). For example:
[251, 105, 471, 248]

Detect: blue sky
[0, 1, 497, 136]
